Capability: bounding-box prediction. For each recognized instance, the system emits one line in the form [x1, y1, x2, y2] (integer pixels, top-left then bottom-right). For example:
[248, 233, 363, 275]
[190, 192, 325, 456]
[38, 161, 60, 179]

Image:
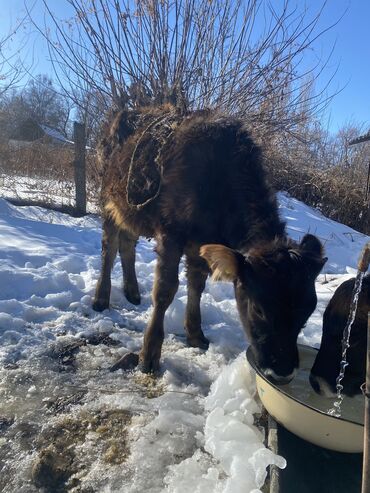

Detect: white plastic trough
[247, 344, 365, 453]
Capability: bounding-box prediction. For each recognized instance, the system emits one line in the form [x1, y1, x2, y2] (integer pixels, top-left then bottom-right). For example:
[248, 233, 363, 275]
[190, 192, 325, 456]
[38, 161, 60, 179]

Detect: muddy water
[0, 339, 164, 493]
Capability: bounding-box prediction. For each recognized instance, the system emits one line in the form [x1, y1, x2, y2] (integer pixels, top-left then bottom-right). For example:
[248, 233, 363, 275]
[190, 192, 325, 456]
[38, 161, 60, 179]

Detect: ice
[164, 450, 222, 493]
[202, 355, 286, 493]
[164, 355, 286, 493]
[95, 318, 114, 332]
[0, 194, 369, 492]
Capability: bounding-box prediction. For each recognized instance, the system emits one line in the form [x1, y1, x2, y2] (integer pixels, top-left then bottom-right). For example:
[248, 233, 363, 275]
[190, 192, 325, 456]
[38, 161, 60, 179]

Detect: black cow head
[201, 234, 327, 384]
[309, 275, 368, 397]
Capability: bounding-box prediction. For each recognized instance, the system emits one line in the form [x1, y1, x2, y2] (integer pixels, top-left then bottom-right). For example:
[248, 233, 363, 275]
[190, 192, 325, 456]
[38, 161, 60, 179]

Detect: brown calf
[93, 106, 326, 375]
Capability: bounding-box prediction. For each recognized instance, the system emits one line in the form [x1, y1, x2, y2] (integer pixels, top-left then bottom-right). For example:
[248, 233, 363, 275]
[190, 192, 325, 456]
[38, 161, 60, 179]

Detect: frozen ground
[0, 193, 368, 493]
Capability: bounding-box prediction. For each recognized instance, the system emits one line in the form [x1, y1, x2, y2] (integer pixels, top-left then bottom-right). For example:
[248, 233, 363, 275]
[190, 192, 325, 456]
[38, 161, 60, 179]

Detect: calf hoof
[124, 287, 141, 306]
[110, 352, 139, 372]
[138, 354, 161, 374]
[186, 332, 210, 350]
[92, 299, 109, 312]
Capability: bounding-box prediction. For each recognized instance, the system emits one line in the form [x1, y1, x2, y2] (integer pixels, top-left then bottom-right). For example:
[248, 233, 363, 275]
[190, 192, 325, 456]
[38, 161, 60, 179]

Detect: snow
[0, 174, 77, 211]
[279, 193, 368, 274]
[0, 174, 99, 213]
[0, 192, 368, 492]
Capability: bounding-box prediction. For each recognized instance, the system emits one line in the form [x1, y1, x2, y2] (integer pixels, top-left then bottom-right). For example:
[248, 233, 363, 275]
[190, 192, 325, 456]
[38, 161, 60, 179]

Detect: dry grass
[0, 142, 101, 211]
[0, 138, 368, 234]
[265, 155, 369, 235]
[0, 141, 74, 181]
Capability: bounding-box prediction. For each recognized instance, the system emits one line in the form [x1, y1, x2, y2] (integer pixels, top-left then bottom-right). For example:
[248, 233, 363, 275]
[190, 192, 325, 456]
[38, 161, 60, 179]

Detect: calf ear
[200, 244, 244, 282]
[299, 234, 327, 275]
[300, 234, 324, 256]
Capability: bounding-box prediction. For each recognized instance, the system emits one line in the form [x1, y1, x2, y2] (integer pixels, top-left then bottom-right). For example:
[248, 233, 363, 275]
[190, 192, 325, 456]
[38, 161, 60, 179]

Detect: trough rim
[247, 344, 364, 427]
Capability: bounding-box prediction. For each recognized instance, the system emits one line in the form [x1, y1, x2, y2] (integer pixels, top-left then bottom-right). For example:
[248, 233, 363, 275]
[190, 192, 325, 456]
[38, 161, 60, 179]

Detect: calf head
[201, 234, 326, 384]
[310, 277, 368, 397]
[310, 333, 366, 397]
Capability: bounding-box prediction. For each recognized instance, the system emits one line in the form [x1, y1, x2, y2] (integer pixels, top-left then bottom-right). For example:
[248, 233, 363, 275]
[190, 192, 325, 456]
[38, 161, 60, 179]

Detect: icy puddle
[0, 338, 173, 493]
[0, 348, 284, 493]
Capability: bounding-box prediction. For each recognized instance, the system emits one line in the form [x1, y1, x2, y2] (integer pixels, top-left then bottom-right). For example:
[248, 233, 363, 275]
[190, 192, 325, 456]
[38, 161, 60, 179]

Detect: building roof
[39, 124, 74, 145]
[349, 131, 370, 146]
[10, 118, 74, 145]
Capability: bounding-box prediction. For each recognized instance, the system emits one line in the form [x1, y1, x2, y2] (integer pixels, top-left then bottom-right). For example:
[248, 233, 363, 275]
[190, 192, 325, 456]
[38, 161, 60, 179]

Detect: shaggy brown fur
[94, 105, 326, 374]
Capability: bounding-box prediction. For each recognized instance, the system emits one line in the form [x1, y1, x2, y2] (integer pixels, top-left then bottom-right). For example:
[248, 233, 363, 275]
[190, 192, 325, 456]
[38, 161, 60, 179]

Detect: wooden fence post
[362, 312, 370, 493]
[73, 122, 86, 215]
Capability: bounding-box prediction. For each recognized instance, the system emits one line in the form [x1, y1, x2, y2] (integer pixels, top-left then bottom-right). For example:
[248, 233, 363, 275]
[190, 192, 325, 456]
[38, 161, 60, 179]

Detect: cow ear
[299, 234, 327, 275]
[299, 234, 324, 256]
[200, 244, 244, 282]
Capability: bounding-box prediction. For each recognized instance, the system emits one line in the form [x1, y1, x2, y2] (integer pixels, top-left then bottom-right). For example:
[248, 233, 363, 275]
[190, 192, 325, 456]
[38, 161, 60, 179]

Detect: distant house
[8, 119, 74, 148]
[349, 131, 370, 146]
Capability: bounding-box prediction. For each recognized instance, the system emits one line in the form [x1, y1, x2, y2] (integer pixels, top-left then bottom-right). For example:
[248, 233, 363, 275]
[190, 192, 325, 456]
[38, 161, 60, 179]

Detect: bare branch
[28, 0, 340, 139]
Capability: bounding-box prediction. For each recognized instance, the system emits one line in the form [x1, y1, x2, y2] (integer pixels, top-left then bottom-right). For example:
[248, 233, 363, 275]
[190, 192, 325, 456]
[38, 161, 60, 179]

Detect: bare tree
[29, 0, 339, 139]
[0, 75, 72, 138]
[0, 16, 31, 143]
[0, 26, 26, 98]
[70, 83, 110, 145]
[23, 74, 72, 134]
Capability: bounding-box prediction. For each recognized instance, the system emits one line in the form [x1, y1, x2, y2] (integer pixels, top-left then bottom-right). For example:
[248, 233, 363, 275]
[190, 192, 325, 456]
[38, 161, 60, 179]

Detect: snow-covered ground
[0, 174, 76, 210]
[0, 193, 368, 493]
[0, 174, 99, 213]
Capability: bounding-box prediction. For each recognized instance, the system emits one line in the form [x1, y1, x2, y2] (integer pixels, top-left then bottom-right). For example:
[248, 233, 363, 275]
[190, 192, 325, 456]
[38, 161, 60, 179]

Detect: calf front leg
[93, 218, 119, 312]
[119, 229, 141, 305]
[184, 250, 209, 349]
[139, 235, 183, 373]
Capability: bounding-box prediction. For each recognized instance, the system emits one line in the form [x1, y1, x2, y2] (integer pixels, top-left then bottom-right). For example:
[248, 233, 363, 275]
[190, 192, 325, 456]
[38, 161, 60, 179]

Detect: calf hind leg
[93, 217, 119, 312]
[184, 250, 209, 349]
[119, 229, 141, 305]
[140, 235, 183, 373]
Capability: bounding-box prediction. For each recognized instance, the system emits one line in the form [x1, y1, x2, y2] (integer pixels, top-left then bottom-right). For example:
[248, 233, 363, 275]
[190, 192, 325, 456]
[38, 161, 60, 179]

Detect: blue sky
[0, 0, 369, 133]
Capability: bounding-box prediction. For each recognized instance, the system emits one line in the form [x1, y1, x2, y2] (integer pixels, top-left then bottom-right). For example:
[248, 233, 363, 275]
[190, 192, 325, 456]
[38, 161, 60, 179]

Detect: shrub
[264, 155, 369, 235]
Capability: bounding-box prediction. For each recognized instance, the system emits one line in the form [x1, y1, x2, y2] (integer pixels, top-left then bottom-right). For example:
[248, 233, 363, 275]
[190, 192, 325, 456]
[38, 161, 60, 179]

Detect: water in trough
[282, 345, 364, 425]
